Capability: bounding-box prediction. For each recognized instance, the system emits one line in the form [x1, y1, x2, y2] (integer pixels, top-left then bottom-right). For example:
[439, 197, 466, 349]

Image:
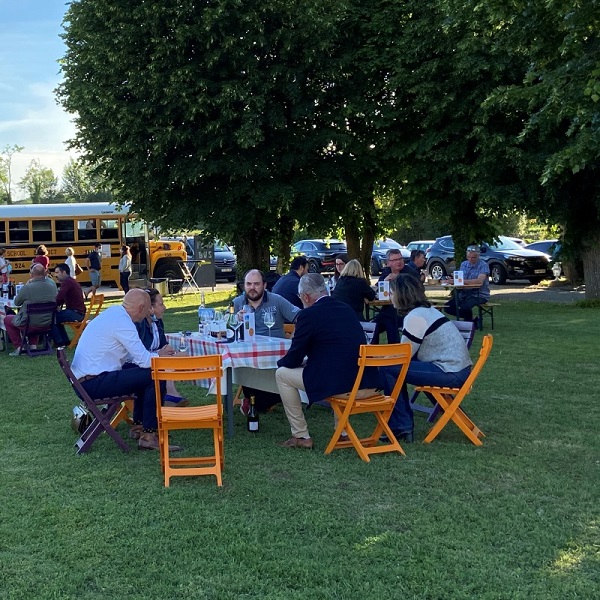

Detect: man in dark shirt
[373, 249, 419, 343]
[271, 256, 308, 309]
[86, 243, 102, 296]
[52, 263, 86, 346]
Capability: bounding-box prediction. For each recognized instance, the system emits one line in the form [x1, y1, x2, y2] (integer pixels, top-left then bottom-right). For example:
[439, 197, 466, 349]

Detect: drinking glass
[228, 311, 242, 342]
[178, 333, 187, 353]
[263, 312, 275, 338]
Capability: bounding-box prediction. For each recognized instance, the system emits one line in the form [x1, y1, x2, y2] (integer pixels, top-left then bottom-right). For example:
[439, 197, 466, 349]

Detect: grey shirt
[233, 290, 301, 338]
[401, 306, 472, 373]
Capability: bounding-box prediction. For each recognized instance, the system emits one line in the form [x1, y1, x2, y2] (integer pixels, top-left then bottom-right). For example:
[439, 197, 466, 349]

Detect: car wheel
[371, 258, 380, 276]
[308, 259, 320, 273]
[490, 263, 507, 285]
[153, 261, 183, 292]
[227, 276, 236, 282]
[428, 261, 447, 280]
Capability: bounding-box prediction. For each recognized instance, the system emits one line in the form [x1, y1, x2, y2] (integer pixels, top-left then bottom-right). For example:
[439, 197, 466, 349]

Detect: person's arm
[55, 283, 66, 308]
[277, 310, 312, 368]
[278, 296, 301, 323]
[114, 320, 158, 368]
[399, 312, 428, 358]
[362, 279, 376, 301]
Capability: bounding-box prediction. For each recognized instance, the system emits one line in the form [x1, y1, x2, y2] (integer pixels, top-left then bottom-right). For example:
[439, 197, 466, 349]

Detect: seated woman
[331, 259, 375, 321]
[330, 253, 349, 291]
[379, 274, 473, 442]
[137, 288, 189, 407]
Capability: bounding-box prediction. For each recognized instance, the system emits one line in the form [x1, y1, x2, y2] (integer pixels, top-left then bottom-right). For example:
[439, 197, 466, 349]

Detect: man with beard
[233, 269, 301, 413]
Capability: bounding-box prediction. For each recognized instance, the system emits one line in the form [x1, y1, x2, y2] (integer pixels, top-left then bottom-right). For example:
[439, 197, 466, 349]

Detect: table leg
[454, 288, 462, 321]
[226, 366, 234, 438]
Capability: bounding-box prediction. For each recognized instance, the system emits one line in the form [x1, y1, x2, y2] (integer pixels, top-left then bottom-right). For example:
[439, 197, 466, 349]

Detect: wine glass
[228, 311, 242, 342]
[263, 312, 275, 338]
[177, 332, 187, 353]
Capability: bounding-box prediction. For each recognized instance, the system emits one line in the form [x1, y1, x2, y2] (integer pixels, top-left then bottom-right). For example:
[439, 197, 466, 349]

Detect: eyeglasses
[388, 258, 403, 263]
[335, 262, 345, 266]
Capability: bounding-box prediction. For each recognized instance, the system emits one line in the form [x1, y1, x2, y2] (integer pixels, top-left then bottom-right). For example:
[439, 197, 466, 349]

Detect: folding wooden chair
[56, 349, 131, 454]
[21, 302, 57, 357]
[64, 293, 104, 348]
[409, 320, 476, 421]
[415, 334, 493, 446]
[324, 343, 412, 462]
[151, 355, 224, 487]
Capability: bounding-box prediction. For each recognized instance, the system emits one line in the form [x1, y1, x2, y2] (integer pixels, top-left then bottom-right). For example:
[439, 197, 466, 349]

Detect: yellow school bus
[0, 202, 187, 288]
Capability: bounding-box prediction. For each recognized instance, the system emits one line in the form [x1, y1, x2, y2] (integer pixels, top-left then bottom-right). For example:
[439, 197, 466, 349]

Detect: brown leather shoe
[129, 424, 143, 440]
[279, 436, 314, 450]
[138, 431, 183, 452]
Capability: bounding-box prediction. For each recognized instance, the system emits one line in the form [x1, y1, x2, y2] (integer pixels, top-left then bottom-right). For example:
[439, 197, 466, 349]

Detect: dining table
[165, 332, 291, 437]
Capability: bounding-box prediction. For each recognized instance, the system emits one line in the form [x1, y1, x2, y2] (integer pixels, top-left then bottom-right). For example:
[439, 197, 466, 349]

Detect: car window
[214, 242, 230, 252]
[373, 240, 400, 250]
[439, 238, 454, 250]
[489, 236, 523, 251]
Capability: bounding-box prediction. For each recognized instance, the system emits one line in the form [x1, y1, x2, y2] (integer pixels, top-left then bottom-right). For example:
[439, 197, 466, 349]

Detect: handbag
[74, 263, 83, 276]
[71, 404, 92, 434]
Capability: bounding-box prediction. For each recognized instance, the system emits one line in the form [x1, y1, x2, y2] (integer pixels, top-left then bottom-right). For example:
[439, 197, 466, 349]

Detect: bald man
[6, 262, 57, 356]
[71, 289, 180, 451]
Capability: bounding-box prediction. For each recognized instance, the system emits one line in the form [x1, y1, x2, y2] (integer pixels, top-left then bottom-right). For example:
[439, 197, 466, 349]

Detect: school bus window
[0, 222, 6, 244]
[32, 220, 52, 243]
[100, 219, 119, 240]
[56, 219, 75, 242]
[9, 220, 29, 243]
[78, 219, 96, 241]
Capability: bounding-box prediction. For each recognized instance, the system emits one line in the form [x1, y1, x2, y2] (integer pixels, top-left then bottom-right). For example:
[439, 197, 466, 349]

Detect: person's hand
[384, 272, 399, 281]
[158, 345, 177, 357]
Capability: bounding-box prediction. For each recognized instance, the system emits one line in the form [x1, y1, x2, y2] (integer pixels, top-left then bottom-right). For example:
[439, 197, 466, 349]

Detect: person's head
[0, 247, 5, 257]
[340, 259, 365, 279]
[410, 249, 426, 268]
[65, 247, 74, 257]
[54, 263, 70, 281]
[334, 253, 349, 278]
[290, 255, 308, 275]
[466, 245, 481, 265]
[244, 269, 267, 303]
[121, 245, 131, 256]
[36, 244, 48, 256]
[386, 249, 405, 274]
[122, 288, 152, 323]
[94, 243, 102, 250]
[390, 274, 431, 315]
[145, 287, 166, 320]
[298, 273, 327, 308]
[30, 263, 46, 280]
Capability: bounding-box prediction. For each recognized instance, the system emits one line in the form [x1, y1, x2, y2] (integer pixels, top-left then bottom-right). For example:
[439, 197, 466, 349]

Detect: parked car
[507, 236, 527, 247]
[371, 239, 410, 275]
[290, 239, 347, 273]
[406, 240, 436, 254]
[425, 235, 551, 284]
[525, 239, 563, 276]
[178, 237, 237, 282]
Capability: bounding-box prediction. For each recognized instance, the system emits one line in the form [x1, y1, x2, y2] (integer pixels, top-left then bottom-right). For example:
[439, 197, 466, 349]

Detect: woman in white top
[380, 274, 473, 442]
[0, 247, 9, 283]
[65, 247, 78, 279]
[119, 245, 132, 293]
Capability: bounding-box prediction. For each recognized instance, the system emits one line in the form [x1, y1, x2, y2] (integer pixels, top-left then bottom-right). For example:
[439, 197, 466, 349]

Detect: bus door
[124, 219, 148, 278]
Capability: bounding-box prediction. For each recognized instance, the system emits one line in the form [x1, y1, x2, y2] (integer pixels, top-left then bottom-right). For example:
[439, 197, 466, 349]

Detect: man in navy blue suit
[276, 272, 379, 449]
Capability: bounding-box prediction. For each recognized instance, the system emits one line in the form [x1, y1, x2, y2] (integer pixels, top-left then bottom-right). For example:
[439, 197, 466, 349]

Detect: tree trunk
[582, 236, 600, 299]
[234, 229, 271, 282]
[344, 196, 377, 277]
[273, 214, 294, 274]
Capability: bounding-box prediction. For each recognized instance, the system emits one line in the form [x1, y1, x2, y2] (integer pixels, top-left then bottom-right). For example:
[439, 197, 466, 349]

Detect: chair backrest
[283, 323, 295, 339]
[151, 355, 223, 417]
[451, 320, 476, 349]
[25, 301, 56, 326]
[458, 334, 493, 398]
[89, 293, 104, 319]
[56, 348, 92, 403]
[350, 343, 412, 400]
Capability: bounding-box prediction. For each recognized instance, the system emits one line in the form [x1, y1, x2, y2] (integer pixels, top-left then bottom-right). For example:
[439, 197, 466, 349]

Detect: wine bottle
[247, 396, 259, 433]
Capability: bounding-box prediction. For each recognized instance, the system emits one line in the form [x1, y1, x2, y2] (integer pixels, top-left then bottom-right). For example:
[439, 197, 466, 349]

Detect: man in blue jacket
[271, 255, 308, 309]
[275, 273, 379, 449]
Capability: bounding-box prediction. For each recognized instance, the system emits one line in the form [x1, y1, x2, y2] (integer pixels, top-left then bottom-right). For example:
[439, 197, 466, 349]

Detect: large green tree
[0, 144, 24, 204]
[19, 159, 59, 204]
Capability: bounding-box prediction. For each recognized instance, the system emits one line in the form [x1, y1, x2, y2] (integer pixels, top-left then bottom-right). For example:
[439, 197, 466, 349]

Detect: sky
[0, 1, 76, 200]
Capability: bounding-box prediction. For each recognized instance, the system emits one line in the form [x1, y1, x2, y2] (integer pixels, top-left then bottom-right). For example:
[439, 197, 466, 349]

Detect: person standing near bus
[0, 247, 10, 284]
[65, 247, 78, 279]
[86, 243, 102, 297]
[32, 245, 50, 271]
[119, 245, 132, 294]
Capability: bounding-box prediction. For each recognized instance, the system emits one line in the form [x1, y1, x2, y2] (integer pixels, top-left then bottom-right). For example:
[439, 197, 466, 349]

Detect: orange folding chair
[415, 334, 493, 446]
[151, 355, 224, 487]
[65, 293, 104, 348]
[324, 343, 412, 462]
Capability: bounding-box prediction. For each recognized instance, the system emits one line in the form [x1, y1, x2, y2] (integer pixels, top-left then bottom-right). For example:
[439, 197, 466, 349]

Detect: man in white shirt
[71, 288, 178, 450]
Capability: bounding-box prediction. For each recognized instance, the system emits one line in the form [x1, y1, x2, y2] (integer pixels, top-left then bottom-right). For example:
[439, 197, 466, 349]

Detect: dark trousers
[445, 292, 487, 321]
[120, 272, 131, 294]
[52, 309, 84, 346]
[81, 365, 163, 430]
[242, 386, 281, 412]
[372, 307, 403, 344]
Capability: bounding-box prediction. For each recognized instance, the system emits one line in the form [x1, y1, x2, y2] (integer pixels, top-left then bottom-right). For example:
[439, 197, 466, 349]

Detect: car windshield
[319, 242, 346, 251]
[214, 241, 230, 252]
[373, 240, 400, 250]
[488, 236, 523, 251]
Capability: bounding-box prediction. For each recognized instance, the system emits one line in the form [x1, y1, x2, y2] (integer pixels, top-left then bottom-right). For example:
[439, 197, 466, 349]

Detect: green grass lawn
[1, 293, 598, 599]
